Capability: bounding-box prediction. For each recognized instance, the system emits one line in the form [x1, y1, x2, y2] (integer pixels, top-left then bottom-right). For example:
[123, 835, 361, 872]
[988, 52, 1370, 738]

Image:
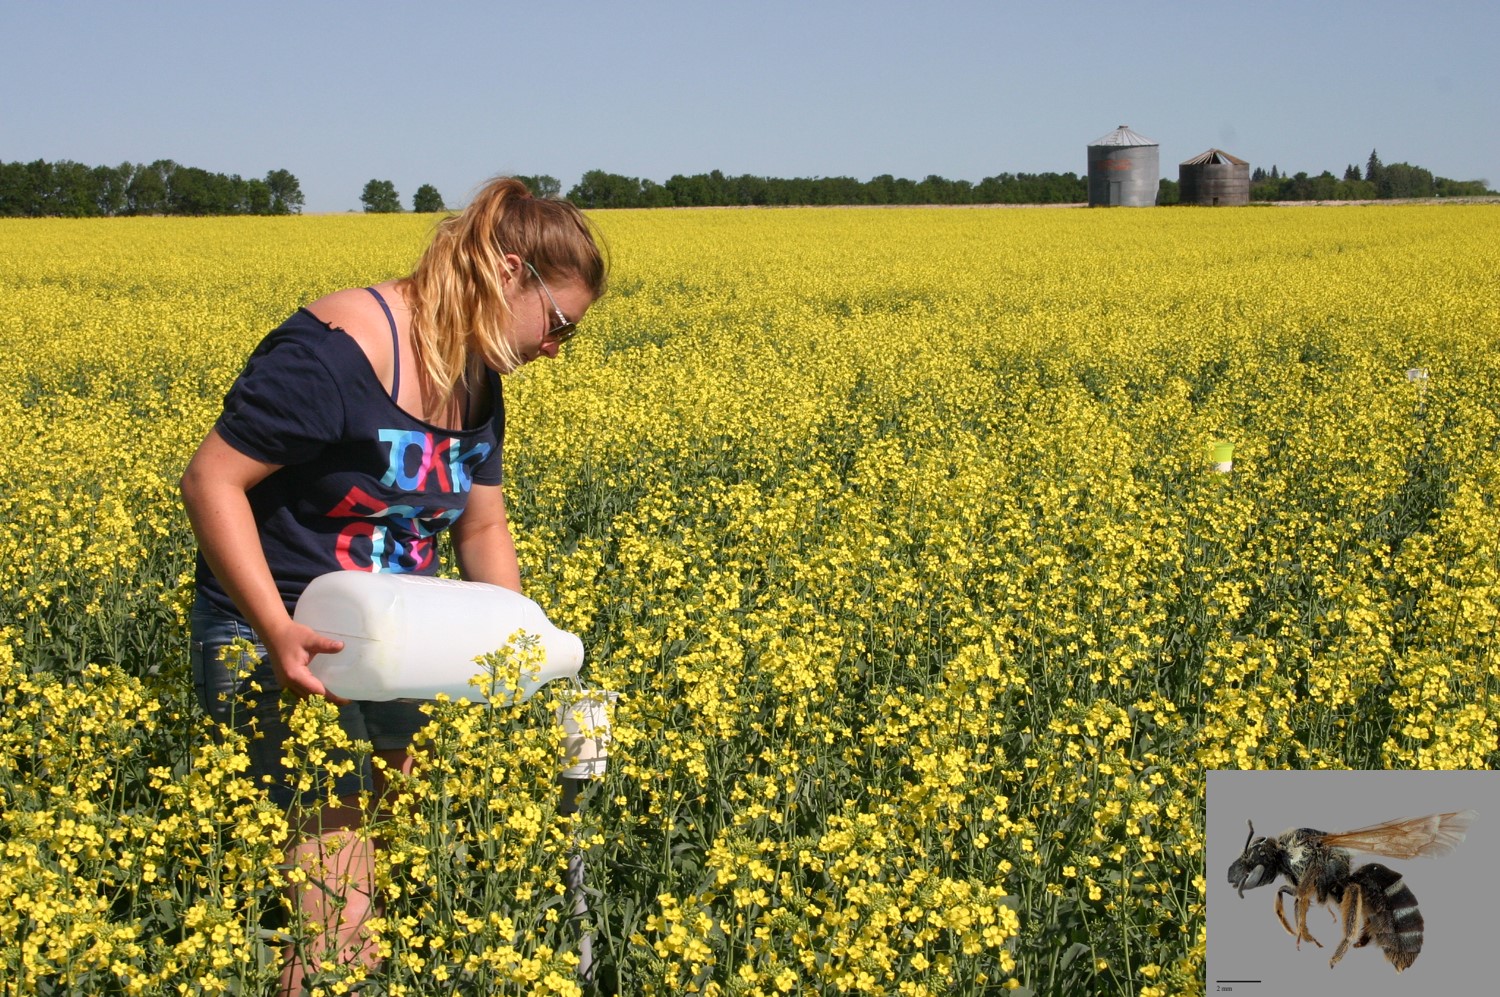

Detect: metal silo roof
[1089, 125, 1157, 147]
[1181, 148, 1248, 166]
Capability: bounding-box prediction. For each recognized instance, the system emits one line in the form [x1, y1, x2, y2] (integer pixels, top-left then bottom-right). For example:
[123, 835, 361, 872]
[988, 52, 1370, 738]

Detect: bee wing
[1319, 810, 1477, 859]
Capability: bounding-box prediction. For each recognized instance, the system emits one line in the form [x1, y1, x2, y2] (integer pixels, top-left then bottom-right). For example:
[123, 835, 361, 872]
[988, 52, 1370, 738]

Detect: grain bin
[1087, 125, 1159, 206]
[1179, 149, 1250, 206]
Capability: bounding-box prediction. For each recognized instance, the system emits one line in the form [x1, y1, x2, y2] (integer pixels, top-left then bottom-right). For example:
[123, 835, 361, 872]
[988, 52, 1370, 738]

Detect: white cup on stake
[558, 688, 618, 779]
[1407, 368, 1429, 409]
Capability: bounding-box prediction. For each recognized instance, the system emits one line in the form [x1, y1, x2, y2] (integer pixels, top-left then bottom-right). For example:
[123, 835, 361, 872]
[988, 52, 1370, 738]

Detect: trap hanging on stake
[557, 686, 617, 986]
[1407, 367, 1429, 419]
[1210, 439, 1235, 474]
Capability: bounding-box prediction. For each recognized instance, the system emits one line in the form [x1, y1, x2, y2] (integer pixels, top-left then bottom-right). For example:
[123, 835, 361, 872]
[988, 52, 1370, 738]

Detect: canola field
[2, 204, 1499, 996]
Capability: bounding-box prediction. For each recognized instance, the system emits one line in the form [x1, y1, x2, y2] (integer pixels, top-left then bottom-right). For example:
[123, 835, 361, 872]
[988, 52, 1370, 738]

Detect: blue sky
[3, 0, 1495, 212]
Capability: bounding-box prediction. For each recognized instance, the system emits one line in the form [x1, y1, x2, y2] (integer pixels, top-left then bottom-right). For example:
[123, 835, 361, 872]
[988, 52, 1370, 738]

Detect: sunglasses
[524, 262, 579, 345]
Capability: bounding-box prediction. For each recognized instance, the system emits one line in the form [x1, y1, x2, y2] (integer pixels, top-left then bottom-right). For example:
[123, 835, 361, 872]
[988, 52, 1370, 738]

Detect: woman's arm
[180, 428, 347, 701]
[448, 483, 523, 592]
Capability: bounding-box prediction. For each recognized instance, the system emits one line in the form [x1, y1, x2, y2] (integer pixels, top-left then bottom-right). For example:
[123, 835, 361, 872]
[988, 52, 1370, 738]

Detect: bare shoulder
[305, 283, 408, 388]
[305, 284, 403, 338]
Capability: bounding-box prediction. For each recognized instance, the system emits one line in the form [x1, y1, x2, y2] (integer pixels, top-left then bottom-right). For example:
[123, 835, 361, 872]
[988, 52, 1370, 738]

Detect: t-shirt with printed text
[194, 308, 505, 619]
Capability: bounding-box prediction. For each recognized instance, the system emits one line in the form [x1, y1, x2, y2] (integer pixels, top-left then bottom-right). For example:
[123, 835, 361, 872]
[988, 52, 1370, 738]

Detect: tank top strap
[364, 286, 401, 401]
[488, 366, 506, 444]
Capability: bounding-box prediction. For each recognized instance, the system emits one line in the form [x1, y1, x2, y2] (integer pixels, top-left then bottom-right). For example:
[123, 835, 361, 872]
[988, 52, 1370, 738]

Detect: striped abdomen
[1350, 862, 1424, 971]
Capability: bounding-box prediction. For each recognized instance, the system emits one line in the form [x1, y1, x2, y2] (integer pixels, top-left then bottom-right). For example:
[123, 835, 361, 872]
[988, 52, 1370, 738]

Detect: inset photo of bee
[1207, 770, 1497, 996]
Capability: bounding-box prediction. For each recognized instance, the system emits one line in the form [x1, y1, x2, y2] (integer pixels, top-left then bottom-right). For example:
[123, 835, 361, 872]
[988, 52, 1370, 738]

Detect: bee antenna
[1243, 819, 1255, 852]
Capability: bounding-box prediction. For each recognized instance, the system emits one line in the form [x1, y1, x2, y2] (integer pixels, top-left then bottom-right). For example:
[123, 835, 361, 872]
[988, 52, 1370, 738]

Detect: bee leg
[1294, 880, 1323, 949]
[1330, 883, 1364, 968]
[1275, 886, 1297, 939]
[1275, 885, 1322, 949]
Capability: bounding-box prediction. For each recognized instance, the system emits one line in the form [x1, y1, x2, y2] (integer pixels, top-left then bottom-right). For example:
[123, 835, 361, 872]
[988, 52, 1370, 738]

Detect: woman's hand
[184, 429, 352, 702]
[263, 618, 350, 703]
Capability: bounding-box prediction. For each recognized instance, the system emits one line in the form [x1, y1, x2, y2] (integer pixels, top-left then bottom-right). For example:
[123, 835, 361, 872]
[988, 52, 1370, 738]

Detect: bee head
[1227, 820, 1280, 897]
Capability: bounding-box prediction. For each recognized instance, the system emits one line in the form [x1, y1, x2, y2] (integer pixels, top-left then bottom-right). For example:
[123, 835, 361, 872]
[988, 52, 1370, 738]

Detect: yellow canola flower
[4, 204, 1499, 997]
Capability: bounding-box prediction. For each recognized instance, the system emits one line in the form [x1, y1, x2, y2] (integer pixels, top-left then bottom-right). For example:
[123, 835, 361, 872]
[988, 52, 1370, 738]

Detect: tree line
[1240, 150, 1490, 203]
[563, 155, 1489, 209]
[0, 159, 304, 217]
[562, 169, 1089, 208]
[6, 152, 1489, 218]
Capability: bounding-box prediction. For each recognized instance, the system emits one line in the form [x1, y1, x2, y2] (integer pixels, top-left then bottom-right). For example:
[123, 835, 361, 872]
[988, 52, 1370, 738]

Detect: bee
[1227, 809, 1476, 971]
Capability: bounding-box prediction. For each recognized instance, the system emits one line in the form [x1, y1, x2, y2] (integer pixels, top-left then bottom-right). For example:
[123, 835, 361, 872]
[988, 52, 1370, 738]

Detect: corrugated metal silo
[1087, 125, 1160, 207]
[1179, 149, 1250, 206]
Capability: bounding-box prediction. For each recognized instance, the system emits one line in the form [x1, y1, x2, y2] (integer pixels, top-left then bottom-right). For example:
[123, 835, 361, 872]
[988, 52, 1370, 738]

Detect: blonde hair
[401, 176, 606, 407]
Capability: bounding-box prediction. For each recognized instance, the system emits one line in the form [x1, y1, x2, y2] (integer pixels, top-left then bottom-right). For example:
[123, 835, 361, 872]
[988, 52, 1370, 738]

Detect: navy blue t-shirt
[195, 308, 505, 618]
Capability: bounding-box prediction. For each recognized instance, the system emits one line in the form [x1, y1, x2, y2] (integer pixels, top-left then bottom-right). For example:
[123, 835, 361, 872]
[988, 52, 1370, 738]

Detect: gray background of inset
[1207, 770, 1497, 996]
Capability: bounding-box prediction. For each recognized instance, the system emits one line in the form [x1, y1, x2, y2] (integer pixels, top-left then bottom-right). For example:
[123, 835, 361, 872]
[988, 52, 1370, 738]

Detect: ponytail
[403, 176, 606, 405]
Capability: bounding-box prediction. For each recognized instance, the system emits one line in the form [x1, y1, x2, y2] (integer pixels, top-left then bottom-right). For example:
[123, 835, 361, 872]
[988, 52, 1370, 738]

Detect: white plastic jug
[293, 571, 584, 702]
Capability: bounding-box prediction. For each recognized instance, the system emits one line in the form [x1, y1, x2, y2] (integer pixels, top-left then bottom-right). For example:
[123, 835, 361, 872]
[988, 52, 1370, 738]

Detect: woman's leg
[276, 745, 418, 995]
[277, 795, 386, 996]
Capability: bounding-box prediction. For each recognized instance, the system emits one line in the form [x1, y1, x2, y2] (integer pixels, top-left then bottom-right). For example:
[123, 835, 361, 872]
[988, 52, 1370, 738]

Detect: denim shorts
[190, 593, 431, 809]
